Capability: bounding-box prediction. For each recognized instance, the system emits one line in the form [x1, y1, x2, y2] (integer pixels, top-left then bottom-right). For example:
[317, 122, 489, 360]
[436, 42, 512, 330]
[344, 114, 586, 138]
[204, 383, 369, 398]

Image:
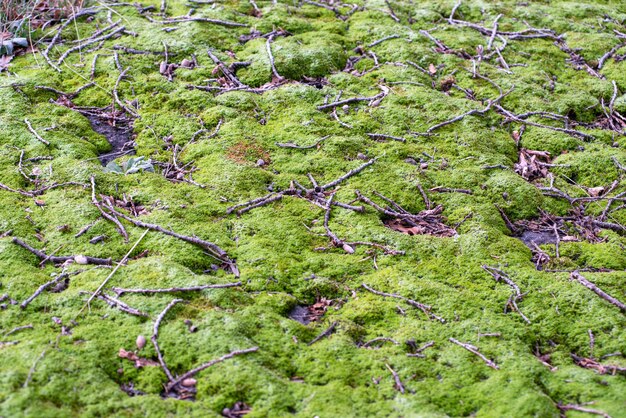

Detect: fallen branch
[24, 119, 49, 145]
[385, 363, 405, 394]
[557, 403, 611, 418]
[152, 299, 185, 381]
[308, 321, 338, 346]
[13, 238, 111, 266]
[3, 324, 33, 337]
[449, 337, 499, 370]
[570, 271, 626, 312]
[165, 346, 259, 393]
[20, 271, 81, 309]
[100, 204, 237, 275]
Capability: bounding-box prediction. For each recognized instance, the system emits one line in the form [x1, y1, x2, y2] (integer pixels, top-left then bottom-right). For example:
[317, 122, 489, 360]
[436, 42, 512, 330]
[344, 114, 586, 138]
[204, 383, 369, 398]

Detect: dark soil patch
[288, 299, 332, 324]
[85, 114, 135, 165]
[517, 229, 561, 247]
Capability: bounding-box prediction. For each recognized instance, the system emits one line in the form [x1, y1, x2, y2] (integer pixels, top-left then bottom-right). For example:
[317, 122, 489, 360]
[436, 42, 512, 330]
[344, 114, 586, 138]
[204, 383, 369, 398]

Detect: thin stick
[449, 338, 499, 370]
[3, 324, 33, 337]
[112, 281, 241, 295]
[24, 119, 49, 145]
[308, 321, 338, 346]
[321, 157, 377, 190]
[362, 283, 444, 322]
[23, 349, 46, 388]
[93, 292, 149, 317]
[570, 271, 626, 312]
[385, 363, 405, 393]
[266, 35, 283, 80]
[152, 298, 184, 381]
[21, 272, 72, 309]
[362, 337, 399, 347]
[75, 229, 149, 317]
[557, 403, 611, 418]
[13, 238, 111, 266]
[165, 346, 259, 391]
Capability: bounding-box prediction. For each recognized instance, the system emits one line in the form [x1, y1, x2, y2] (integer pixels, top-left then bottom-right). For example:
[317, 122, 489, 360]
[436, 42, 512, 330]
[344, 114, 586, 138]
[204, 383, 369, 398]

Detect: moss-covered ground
[1, 0, 626, 416]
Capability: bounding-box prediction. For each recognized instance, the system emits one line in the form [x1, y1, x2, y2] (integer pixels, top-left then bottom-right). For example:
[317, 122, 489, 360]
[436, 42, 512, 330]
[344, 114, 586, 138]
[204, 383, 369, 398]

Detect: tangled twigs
[448, 4, 558, 41]
[356, 190, 456, 237]
[308, 321, 338, 346]
[99, 202, 237, 275]
[570, 272, 626, 312]
[482, 266, 531, 324]
[57, 25, 126, 66]
[317, 192, 401, 255]
[227, 157, 377, 216]
[41, 7, 98, 72]
[407, 341, 435, 357]
[207, 50, 246, 89]
[91, 177, 128, 242]
[449, 338, 499, 370]
[362, 283, 445, 322]
[13, 238, 111, 266]
[112, 282, 241, 296]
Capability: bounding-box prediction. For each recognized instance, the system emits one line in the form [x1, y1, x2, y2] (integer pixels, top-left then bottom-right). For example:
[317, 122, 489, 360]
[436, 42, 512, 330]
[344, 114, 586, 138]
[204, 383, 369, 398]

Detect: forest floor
[1, 0, 626, 416]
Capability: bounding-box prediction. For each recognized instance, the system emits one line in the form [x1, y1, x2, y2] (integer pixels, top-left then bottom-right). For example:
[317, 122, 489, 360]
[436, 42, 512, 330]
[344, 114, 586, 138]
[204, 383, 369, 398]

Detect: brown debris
[222, 401, 251, 418]
[356, 191, 456, 237]
[118, 348, 160, 368]
[571, 353, 626, 375]
[514, 149, 551, 181]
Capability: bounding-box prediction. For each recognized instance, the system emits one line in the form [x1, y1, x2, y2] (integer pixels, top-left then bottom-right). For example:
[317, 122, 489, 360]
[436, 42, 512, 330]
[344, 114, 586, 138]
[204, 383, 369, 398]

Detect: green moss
[2, 0, 626, 416]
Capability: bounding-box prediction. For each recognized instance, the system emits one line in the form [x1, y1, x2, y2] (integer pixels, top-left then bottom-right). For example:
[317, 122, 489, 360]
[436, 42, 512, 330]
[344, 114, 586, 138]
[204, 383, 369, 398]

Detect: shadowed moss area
[1, 0, 626, 417]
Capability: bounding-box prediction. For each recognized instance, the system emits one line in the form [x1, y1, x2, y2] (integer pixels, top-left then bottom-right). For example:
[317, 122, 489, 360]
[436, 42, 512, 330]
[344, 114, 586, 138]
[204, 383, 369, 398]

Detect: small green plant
[104, 156, 154, 175]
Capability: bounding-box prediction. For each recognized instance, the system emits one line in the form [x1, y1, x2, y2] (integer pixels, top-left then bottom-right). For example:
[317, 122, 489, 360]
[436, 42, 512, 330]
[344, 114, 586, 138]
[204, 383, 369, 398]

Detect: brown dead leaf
[587, 186, 605, 197]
